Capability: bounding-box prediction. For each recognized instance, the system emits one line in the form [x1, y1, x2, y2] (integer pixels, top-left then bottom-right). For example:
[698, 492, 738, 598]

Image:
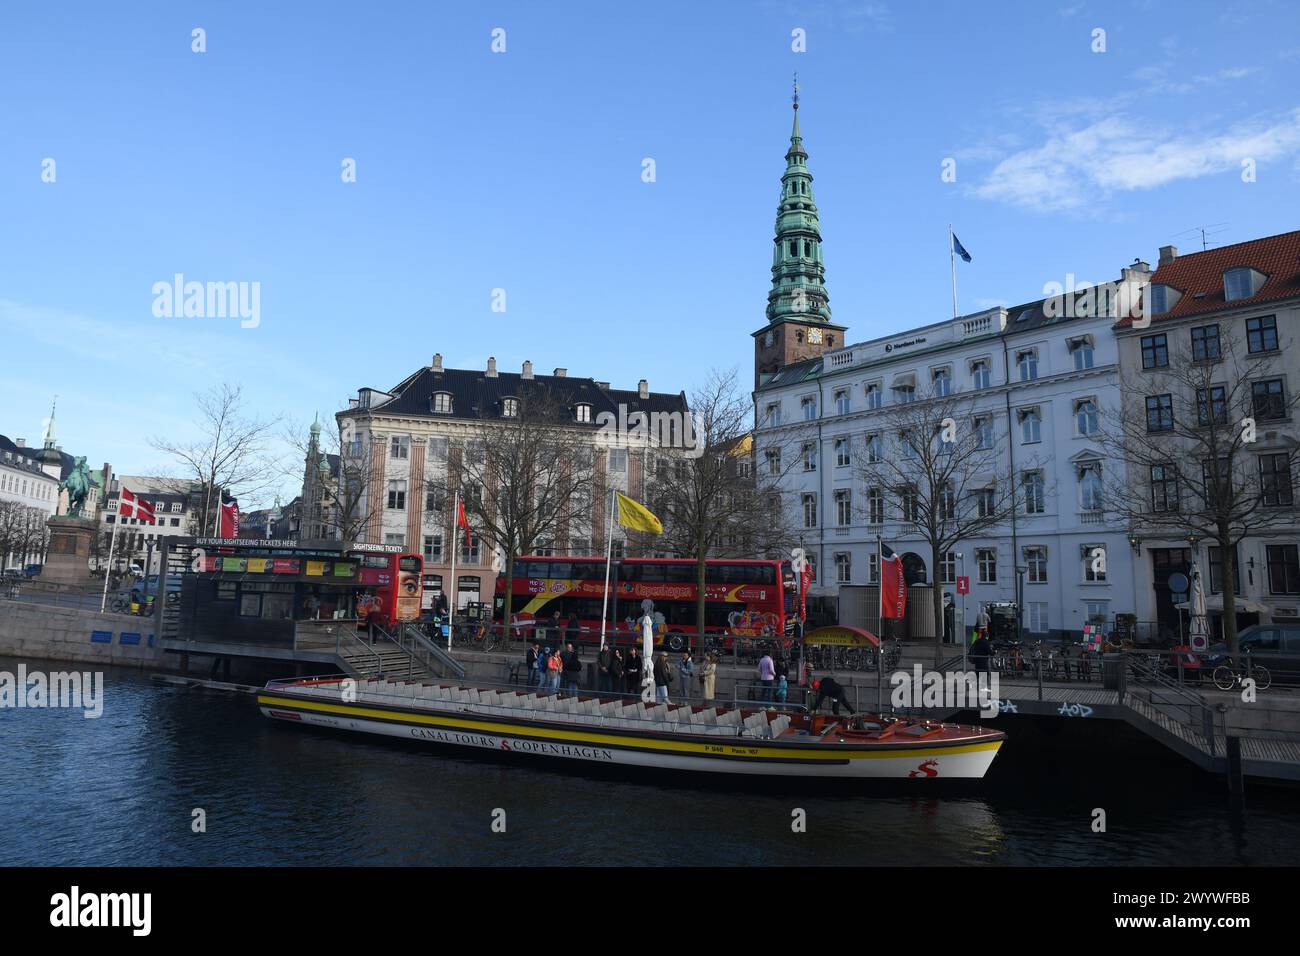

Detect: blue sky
[2, 0, 1298, 506]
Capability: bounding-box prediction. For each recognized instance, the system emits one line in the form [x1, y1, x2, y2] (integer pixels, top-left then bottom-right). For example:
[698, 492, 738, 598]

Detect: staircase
[333, 622, 463, 681]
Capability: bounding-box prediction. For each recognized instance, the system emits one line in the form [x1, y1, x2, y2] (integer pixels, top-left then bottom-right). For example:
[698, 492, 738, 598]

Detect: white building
[0, 432, 60, 569]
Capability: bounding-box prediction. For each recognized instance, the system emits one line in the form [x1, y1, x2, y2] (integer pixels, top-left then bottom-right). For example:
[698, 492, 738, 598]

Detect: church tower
[752, 80, 847, 384]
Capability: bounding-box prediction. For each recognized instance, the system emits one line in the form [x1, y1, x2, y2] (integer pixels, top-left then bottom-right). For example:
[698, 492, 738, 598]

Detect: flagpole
[447, 490, 459, 651]
[598, 487, 616, 650]
[100, 503, 120, 613]
[877, 533, 885, 714]
[949, 224, 958, 320]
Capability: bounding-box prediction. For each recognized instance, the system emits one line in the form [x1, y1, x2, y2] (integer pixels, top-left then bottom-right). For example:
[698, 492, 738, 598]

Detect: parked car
[1, 569, 22, 583]
[24, 564, 41, 577]
[1206, 624, 1300, 685]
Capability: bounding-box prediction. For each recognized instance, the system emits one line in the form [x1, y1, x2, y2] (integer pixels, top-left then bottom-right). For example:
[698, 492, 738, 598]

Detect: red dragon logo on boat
[908, 759, 939, 778]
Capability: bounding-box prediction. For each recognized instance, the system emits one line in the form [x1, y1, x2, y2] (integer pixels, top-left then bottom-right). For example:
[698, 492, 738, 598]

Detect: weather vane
[792, 72, 799, 109]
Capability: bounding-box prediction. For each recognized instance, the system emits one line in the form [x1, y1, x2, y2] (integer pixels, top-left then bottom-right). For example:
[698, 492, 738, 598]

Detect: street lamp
[1015, 565, 1028, 645]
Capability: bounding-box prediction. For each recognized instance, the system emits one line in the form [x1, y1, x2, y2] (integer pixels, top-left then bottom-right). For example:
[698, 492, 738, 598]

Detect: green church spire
[766, 76, 831, 326]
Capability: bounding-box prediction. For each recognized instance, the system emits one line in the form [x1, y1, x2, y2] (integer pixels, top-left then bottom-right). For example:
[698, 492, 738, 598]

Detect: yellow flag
[616, 492, 662, 534]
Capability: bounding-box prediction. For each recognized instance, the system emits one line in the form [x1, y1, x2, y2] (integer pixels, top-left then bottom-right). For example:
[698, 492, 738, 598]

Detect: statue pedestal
[43, 516, 97, 585]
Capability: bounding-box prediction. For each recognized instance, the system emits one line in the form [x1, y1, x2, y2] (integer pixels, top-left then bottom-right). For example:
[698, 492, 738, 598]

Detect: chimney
[1121, 258, 1151, 283]
[638, 379, 649, 399]
[15, 438, 24, 448]
[432, 353, 443, 372]
[553, 367, 567, 378]
[522, 360, 534, 380]
[1159, 245, 1178, 267]
[486, 357, 497, 378]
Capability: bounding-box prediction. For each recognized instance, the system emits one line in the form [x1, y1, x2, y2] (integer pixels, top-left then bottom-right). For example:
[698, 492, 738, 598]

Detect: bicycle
[1212, 660, 1271, 692]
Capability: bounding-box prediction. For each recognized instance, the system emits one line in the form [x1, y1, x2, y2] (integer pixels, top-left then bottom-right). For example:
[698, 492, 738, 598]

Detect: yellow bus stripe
[258, 694, 1002, 762]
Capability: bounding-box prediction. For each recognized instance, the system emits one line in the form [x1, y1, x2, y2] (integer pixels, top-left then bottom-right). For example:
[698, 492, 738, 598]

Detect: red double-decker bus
[351, 550, 424, 628]
[495, 556, 803, 651]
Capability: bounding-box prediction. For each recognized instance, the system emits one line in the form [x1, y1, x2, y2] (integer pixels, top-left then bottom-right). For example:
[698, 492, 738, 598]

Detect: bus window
[360, 555, 389, 569]
[549, 562, 573, 579]
[663, 564, 694, 583]
[399, 556, 421, 572]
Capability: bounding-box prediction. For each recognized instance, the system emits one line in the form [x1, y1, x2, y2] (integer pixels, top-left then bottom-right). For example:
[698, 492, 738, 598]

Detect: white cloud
[973, 108, 1300, 212]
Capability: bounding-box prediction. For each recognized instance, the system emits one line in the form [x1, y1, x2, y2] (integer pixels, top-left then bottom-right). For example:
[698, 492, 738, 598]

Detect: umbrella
[1187, 563, 1210, 652]
[640, 600, 657, 701]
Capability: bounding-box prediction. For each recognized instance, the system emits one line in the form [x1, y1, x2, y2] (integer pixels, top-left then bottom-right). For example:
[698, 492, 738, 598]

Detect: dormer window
[432, 392, 453, 414]
[1224, 267, 1265, 302]
[1148, 283, 1181, 315]
[575, 403, 592, 423]
[501, 398, 519, 418]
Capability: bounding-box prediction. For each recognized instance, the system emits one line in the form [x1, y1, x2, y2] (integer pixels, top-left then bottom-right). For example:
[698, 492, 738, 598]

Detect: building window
[900, 485, 920, 523]
[1208, 546, 1241, 596]
[765, 403, 781, 426]
[835, 552, 852, 584]
[976, 485, 996, 518]
[868, 552, 879, 584]
[426, 487, 445, 512]
[608, 448, 628, 472]
[423, 534, 443, 562]
[834, 489, 852, 526]
[834, 389, 850, 415]
[1190, 324, 1221, 362]
[867, 488, 884, 524]
[834, 437, 850, 467]
[432, 392, 453, 413]
[502, 398, 519, 418]
[1146, 394, 1174, 432]
[1251, 379, 1286, 421]
[801, 396, 818, 421]
[1260, 453, 1294, 507]
[1223, 268, 1259, 301]
[865, 433, 883, 462]
[977, 548, 997, 584]
[1025, 546, 1048, 583]
[390, 436, 409, 460]
[575, 404, 592, 423]
[937, 482, 956, 521]
[1023, 471, 1045, 514]
[893, 384, 916, 404]
[802, 442, 818, 472]
[1150, 463, 1179, 512]
[384, 533, 405, 547]
[1075, 399, 1099, 436]
[865, 382, 882, 409]
[1196, 385, 1228, 426]
[971, 360, 991, 390]
[1247, 315, 1279, 353]
[932, 367, 952, 397]
[1083, 600, 1109, 626]
[1026, 602, 1050, 633]
[1079, 462, 1103, 512]
[461, 534, 481, 564]
[1141, 334, 1169, 369]
[1202, 457, 1230, 510]
[802, 493, 817, 528]
[1083, 543, 1107, 582]
[939, 551, 956, 584]
[387, 480, 406, 510]
[1266, 544, 1300, 595]
[974, 416, 993, 450]
[765, 448, 781, 475]
[1070, 338, 1095, 370]
[1020, 407, 1041, 444]
[1017, 350, 1038, 381]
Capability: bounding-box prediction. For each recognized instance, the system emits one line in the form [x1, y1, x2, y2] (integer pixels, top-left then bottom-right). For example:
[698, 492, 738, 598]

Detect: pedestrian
[549, 609, 564, 646]
[653, 652, 672, 703]
[566, 612, 582, 649]
[597, 641, 614, 693]
[700, 653, 717, 705]
[775, 669, 789, 704]
[677, 651, 695, 699]
[625, 645, 643, 694]
[976, 605, 991, 641]
[757, 651, 776, 702]
[537, 645, 552, 693]
[562, 642, 582, 694]
[525, 640, 541, 688]
[609, 648, 624, 695]
[811, 676, 856, 715]
[547, 646, 564, 694]
[971, 633, 991, 675]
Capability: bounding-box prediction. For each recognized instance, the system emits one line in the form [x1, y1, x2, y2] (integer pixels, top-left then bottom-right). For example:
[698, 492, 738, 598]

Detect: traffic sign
[956, 576, 970, 595]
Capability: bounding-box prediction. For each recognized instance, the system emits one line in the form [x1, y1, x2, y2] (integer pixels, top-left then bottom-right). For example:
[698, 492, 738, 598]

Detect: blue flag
[952, 232, 972, 262]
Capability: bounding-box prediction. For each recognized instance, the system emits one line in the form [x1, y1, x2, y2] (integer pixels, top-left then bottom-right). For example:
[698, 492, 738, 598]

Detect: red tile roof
[1114, 229, 1300, 329]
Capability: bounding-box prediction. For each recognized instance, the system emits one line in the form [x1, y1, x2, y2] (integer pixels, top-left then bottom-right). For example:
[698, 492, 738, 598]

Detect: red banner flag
[456, 496, 471, 546]
[880, 542, 906, 620]
[118, 486, 156, 525]
[219, 500, 240, 538]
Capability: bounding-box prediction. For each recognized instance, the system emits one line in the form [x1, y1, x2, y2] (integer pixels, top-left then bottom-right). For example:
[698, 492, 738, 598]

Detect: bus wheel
[666, 632, 687, 653]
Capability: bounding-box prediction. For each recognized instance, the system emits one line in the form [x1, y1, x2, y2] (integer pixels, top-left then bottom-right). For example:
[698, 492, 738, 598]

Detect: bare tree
[1102, 333, 1300, 657]
[454, 386, 597, 621]
[644, 368, 799, 639]
[856, 388, 1027, 664]
[151, 383, 280, 533]
[0, 502, 49, 570]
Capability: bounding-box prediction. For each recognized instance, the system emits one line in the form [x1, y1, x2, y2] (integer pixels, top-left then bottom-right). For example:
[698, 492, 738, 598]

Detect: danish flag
[118, 486, 156, 524]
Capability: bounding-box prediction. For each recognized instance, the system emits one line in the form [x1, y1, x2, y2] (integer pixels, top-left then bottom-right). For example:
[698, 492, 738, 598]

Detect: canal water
[2, 657, 1296, 866]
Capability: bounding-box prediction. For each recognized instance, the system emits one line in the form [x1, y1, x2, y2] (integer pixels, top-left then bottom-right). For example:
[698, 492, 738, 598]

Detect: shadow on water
[1, 658, 1296, 866]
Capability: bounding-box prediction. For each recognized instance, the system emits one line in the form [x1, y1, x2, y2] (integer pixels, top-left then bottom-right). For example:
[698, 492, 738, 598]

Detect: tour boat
[257, 676, 1006, 779]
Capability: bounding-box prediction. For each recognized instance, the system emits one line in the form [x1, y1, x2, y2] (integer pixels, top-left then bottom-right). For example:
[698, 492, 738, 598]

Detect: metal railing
[396, 622, 465, 679]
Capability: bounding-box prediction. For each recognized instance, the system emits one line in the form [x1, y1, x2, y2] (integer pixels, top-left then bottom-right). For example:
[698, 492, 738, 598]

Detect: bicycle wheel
[1250, 665, 1271, 690]
[1212, 665, 1235, 691]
